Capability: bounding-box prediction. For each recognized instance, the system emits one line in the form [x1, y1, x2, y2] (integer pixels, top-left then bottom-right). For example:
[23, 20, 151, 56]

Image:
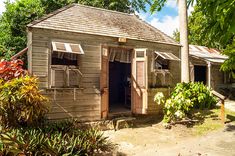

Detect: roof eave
[29, 26, 181, 47]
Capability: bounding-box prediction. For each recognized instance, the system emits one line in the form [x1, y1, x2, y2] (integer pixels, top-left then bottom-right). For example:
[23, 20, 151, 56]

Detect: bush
[0, 59, 27, 82]
[154, 82, 217, 123]
[0, 121, 114, 156]
[171, 82, 217, 109]
[0, 76, 49, 127]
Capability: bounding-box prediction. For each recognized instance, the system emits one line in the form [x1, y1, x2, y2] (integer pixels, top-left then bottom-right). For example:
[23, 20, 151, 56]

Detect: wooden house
[189, 45, 228, 91]
[27, 4, 181, 121]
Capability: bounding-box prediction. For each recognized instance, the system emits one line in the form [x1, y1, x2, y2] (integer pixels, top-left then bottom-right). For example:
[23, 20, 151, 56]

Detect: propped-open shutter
[69, 69, 80, 87]
[51, 66, 66, 88]
[100, 46, 109, 118]
[132, 48, 148, 114]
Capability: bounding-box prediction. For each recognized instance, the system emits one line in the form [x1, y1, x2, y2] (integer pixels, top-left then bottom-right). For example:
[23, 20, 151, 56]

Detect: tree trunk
[179, 0, 190, 82]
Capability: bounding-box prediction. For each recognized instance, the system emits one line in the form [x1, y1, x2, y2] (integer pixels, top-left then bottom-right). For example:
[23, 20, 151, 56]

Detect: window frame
[49, 42, 84, 89]
[152, 51, 180, 72]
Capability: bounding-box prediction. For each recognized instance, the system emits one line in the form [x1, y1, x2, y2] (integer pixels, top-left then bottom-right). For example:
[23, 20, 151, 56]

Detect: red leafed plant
[0, 59, 28, 81]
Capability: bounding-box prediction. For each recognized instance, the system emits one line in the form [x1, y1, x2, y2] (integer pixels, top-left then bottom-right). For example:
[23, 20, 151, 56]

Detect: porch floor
[109, 103, 131, 119]
[109, 103, 130, 113]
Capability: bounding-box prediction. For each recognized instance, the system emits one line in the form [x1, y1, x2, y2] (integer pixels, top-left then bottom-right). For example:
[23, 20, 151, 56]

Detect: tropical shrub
[171, 82, 217, 109]
[0, 76, 49, 127]
[154, 82, 217, 123]
[0, 59, 27, 82]
[0, 122, 114, 156]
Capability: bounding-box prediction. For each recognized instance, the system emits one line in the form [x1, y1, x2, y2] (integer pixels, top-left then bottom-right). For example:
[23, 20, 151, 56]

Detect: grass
[192, 107, 235, 136]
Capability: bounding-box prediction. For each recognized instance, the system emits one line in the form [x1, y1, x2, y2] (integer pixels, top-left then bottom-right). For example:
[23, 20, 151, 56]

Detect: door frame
[100, 45, 134, 118]
[193, 64, 207, 85]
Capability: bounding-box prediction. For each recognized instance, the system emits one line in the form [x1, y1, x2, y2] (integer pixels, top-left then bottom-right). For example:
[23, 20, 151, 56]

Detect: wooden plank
[50, 101, 101, 107]
[49, 98, 101, 104]
[82, 56, 100, 62]
[32, 60, 48, 66]
[81, 68, 100, 74]
[81, 82, 99, 88]
[32, 53, 48, 59]
[81, 77, 99, 83]
[37, 77, 48, 82]
[32, 66, 48, 71]
[32, 46, 48, 53]
[33, 73, 48, 78]
[212, 90, 226, 100]
[82, 62, 100, 68]
[51, 106, 100, 113]
[83, 73, 100, 78]
[47, 112, 100, 118]
[47, 113, 100, 121]
[38, 82, 48, 88]
[32, 35, 49, 41]
[32, 53, 48, 58]
[32, 40, 49, 47]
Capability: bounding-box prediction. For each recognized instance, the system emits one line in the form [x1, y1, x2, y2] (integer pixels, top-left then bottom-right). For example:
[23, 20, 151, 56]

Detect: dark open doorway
[109, 61, 131, 113]
[194, 65, 207, 85]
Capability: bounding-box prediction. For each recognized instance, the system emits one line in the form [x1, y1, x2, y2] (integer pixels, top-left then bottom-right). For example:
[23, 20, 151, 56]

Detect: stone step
[113, 117, 136, 130]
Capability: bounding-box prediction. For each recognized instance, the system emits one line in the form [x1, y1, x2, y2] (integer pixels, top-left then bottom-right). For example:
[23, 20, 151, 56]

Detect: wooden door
[131, 48, 148, 114]
[100, 46, 109, 118]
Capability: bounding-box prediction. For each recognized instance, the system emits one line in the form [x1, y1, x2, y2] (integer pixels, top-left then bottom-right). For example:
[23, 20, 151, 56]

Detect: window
[153, 51, 180, 70]
[50, 42, 84, 88]
[155, 57, 169, 70]
[51, 42, 84, 66]
[151, 51, 180, 87]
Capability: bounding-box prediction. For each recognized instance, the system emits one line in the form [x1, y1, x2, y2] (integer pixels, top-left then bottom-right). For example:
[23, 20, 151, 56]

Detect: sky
[0, 0, 194, 37]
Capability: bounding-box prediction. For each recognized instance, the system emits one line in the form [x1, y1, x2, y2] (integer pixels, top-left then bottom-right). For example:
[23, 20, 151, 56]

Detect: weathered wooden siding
[146, 47, 180, 114]
[29, 28, 104, 120]
[27, 30, 33, 73]
[190, 57, 225, 92]
[211, 65, 224, 91]
[147, 88, 171, 114]
[147, 48, 180, 88]
[28, 28, 180, 120]
[45, 89, 100, 121]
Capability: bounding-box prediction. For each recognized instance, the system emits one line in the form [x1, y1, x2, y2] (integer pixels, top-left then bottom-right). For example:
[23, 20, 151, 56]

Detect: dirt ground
[104, 121, 235, 156]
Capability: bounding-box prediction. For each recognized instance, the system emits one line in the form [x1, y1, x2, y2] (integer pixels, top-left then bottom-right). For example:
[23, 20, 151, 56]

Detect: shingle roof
[28, 4, 179, 46]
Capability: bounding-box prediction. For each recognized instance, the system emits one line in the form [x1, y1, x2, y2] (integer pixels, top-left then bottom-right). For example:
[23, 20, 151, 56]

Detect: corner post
[207, 61, 211, 88]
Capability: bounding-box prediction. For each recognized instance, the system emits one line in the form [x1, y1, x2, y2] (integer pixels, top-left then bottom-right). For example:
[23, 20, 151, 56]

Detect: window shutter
[133, 49, 147, 88]
[52, 42, 84, 54]
[51, 66, 66, 88]
[69, 69, 80, 87]
[136, 61, 145, 87]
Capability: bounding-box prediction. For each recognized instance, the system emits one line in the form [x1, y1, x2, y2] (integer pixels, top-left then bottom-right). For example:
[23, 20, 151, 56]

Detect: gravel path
[104, 123, 235, 156]
[225, 100, 235, 112]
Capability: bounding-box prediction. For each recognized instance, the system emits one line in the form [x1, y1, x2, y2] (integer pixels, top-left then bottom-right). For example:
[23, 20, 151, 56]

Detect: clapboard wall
[28, 28, 106, 121]
[27, 28, 180, 120]
[211, 65, 224, 90]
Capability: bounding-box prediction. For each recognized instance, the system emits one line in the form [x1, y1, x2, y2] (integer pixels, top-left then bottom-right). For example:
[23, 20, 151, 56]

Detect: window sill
[154, 69, 170, 72]
[47, 87, 84, 90]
